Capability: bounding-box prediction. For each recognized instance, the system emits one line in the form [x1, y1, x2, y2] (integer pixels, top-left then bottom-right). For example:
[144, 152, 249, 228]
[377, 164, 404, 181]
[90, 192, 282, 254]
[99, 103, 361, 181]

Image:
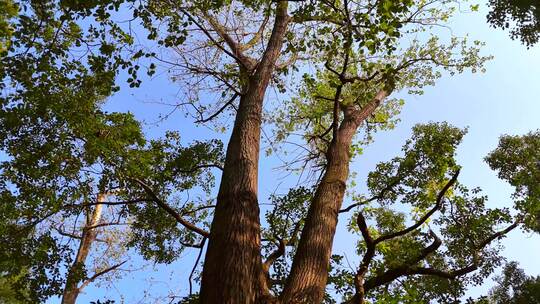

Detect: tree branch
[373, 169, 460, 244]
[176, 61, 242, 95]
[477, 220, 520, 249]
[81, 198, 152, 207]
[350, 89, 392, 127]
[197, 11, 257, 70]
[254, 1, 290, 77]
[341, 162, 422, 214]
[176, 163, 224, 175]
[180, 9, 255, 70]
[181, 204, 216, 216]
[85, 222, 128, 230]
[180, 238, 206, 249]
[363, 230, 442, 291]
[363, 220, 520, 292]
[239, 14, 270, 52]
[130, 178, 210, 238]
[54, 226, 83, 240]
[340, 197, 381, 214]
[353, 211, 376, 303]
[189, 237, 207, 295]
[262, 238, 286, 276]
[195, 93, 239, 123]
[275, 53, 301, 70]
[78, 261, 127, 291]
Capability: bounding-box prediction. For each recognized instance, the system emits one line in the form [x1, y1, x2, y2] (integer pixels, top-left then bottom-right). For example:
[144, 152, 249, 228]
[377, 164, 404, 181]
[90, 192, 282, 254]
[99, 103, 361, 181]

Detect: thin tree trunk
[61, 194, 105, 304]
[199, 4, 290, 304]
[281, 91, 389, 303]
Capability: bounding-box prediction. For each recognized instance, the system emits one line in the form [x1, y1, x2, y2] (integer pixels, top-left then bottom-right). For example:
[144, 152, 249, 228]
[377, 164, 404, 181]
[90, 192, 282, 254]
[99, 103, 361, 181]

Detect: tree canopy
[471, 262, 540, 304]
[0, 0, 539, 303]
[487, 0, 540, 46]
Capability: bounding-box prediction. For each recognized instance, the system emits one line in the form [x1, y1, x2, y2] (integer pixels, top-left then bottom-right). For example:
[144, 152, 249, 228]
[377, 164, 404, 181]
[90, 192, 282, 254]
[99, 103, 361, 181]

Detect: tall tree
[2, 1, 539, 304]
[0, 2, 222, 302]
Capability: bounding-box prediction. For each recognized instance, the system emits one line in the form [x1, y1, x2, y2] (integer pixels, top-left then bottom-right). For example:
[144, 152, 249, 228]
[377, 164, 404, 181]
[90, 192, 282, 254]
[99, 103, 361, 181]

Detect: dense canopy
[0, 0, 539, 303]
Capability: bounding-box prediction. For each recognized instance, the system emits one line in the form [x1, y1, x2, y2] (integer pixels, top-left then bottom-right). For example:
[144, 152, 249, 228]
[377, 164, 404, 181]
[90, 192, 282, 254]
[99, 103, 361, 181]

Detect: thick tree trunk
[61, 194, 104, 304]
[199, 4, 290, 304]
[281, 91, 389, 303]
[199, 85, 268, 304]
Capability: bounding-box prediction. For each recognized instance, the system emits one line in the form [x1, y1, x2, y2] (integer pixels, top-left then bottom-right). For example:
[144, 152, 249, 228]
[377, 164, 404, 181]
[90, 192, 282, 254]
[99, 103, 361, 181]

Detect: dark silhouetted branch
[130, 178, 210, 237]
[79, 261, 127, 291]
[195, 93, 239, 123]
[374, 169, 460, 244]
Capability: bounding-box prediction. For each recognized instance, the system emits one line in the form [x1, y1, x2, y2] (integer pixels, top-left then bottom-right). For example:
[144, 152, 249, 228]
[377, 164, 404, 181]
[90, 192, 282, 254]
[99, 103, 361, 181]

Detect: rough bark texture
[199, 4, 290, 304]
[61, 194, 104, 304]
[281, 91, 389, 303]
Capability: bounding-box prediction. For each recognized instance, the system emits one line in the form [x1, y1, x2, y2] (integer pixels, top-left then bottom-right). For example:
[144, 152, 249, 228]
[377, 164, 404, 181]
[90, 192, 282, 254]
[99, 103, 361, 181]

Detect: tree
[486, 131, 540, 234]
[0, 2, 222, 302]
[487, 0, 540, 46]
[265, 123, 537, 304]
[470, 262, 540, 304]
[60, 194, 127, 304]
[1, 1, 539, 304]
[490, 262, 540, 304]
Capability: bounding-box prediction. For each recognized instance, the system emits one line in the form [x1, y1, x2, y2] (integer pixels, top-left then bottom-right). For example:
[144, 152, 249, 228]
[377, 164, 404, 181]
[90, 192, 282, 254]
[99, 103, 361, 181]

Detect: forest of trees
[1, 0, 539, 303]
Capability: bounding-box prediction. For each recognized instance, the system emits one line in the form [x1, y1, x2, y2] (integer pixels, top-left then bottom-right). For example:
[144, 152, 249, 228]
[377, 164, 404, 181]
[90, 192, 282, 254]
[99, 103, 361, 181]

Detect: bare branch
[180, 9, 255, 70]
[85, 222, 129, 230]
[176, 163, 224, 174]
[239, 14, 270, 52]
[197, 11, 257, 70]
[189, 237, 207, 295]
[82, 198, 152, 207]
[78, 261, 127, 291]
[340, 196, 379, 214]
[180, 238, 206, 249]
[181, 204, 216, 216]
[54, 226, 83, 240]
[175, 61, 242, 95]
[195, 93, 239, 123]
[292, 14, 344, 26]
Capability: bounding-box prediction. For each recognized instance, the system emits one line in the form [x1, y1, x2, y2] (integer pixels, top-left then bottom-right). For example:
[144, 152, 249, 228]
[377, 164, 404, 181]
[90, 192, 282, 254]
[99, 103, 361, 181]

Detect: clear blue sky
[48, 2, 540, 303]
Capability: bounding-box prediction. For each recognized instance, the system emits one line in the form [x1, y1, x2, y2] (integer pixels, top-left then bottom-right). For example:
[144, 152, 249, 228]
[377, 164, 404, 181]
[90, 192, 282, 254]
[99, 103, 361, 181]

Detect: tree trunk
[199, 4, 290, 304]
[61, 194, 105, 304]
[281, 91, 389, 303]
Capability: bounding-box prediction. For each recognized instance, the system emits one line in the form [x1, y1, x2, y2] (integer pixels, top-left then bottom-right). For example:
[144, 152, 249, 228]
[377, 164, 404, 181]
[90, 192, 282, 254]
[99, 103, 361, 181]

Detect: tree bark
[281, 91, 389, 303]
[199, 4, 290, 304]
[61, 194, 105, 304]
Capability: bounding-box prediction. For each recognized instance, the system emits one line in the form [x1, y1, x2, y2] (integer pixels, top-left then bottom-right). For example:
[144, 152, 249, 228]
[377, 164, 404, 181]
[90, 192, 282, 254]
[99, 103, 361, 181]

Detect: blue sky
[46, 2, 540, 303]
